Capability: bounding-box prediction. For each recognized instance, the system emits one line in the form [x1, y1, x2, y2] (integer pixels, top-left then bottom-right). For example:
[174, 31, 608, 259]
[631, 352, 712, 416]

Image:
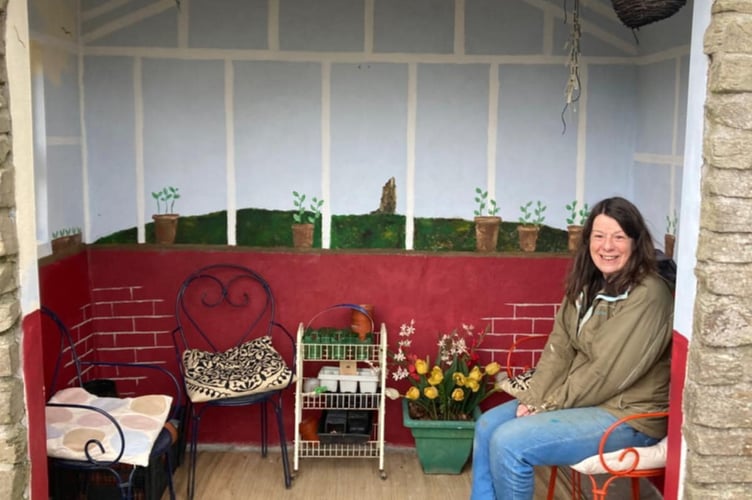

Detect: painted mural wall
[29, 0, 692, 252]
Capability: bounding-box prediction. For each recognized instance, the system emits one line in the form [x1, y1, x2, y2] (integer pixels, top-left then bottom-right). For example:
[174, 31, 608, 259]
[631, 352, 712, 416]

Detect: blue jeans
[470, 400, 659, 500]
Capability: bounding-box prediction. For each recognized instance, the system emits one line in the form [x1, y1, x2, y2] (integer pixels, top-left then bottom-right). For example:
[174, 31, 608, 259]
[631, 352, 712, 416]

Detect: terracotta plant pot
[292, 223, 314, 248]
[474, 216, 501, 252]
[299, 416, 319, 442]
[152, 214, 179, 244]
[517, 225, 539, 252]
[51, 233, 83, 254]
[665, 234, 676, 259]
[567, 225, 583, 253]
[350, 304, 374, 341]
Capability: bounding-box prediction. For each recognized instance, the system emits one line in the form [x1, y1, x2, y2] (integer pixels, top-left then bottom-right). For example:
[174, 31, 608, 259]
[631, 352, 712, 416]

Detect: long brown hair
[564, 197, 657, 305]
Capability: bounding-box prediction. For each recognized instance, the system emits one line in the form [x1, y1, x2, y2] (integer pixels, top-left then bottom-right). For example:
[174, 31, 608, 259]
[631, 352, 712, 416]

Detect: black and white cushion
[182, 336, 293, 403]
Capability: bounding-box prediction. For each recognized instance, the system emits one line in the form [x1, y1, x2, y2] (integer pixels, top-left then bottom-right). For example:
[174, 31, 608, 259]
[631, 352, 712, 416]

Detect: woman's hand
[516, 403, 533, 417]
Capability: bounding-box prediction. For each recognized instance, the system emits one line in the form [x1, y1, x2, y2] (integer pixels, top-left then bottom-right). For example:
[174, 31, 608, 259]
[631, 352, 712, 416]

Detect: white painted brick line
[121, 376, 150, 381]
[90, 300, 118, 307]
[91, 286, 142, 293]
[97, 330, 141, 336]
[101, 314, 170, 320]
[79, 347, 96, 360]
[72, 317, 95, 331]
[93, 299, 154, 305]
[80, 304, 90, 321]
[97, 348, 137, 355]
[80, 331, 97, 342]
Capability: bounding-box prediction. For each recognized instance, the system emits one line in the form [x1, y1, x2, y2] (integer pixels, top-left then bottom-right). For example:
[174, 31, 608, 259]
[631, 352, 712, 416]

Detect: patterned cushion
[571, 437, 667, 474]
[495, 368, 536, 399]
[182, 336, 293, 403]
[46, 387, 172, 467]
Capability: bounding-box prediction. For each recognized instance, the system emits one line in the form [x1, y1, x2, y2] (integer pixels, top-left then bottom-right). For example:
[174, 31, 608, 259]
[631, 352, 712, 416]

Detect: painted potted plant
[385, 320, 501, 474]
[517, 200, 546, 252]
[51, 227, 82, 254]
[151, 186, 180, 244]
[292, 191, 324, 248]
[473, 187, 501, 252]
[665, 211, 678, 259]
[564, 200, 589, 253]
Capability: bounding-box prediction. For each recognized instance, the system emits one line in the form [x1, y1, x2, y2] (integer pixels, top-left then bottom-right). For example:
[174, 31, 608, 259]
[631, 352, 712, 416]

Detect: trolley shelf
[297, 440, 382, 458]
[300, 392, 380, 410]
[293, 318, 387, 479]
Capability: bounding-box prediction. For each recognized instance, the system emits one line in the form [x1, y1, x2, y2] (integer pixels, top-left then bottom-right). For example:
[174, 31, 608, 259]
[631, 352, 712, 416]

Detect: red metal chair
[504, 335, 668, 500]
[562, 412, 669, 500]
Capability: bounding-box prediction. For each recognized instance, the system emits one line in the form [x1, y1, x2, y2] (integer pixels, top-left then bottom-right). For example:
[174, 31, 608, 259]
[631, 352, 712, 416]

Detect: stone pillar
[683, 1, 752, 497]
[0, 0, 28, 498]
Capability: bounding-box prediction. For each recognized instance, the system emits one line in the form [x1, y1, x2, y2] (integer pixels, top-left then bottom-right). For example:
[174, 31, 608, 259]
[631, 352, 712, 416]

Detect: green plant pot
[402, 399, 481, 474]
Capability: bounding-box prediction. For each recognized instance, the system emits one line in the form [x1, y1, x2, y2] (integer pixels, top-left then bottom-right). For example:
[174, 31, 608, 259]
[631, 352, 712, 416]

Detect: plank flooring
[162, 447, 662, 499]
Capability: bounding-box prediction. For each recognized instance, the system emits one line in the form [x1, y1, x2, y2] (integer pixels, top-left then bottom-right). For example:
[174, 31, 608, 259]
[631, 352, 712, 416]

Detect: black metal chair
[171, 264, 296, 499]
[42, 306, 182, 500]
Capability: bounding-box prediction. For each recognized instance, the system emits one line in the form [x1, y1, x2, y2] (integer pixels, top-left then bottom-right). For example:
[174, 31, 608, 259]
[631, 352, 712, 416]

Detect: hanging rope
[561, 0, 581, 135]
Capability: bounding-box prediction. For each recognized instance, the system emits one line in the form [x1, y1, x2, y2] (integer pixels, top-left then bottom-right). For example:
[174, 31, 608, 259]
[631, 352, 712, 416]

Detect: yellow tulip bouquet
[387, 319, 501, 421]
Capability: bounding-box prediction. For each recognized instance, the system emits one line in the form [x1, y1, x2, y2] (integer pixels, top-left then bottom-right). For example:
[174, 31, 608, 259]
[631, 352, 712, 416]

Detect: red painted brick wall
[38, 247, 570, 446]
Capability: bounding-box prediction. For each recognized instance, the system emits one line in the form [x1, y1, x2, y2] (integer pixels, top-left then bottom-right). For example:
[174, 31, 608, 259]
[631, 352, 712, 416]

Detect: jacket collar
[575, 288, 630, 336]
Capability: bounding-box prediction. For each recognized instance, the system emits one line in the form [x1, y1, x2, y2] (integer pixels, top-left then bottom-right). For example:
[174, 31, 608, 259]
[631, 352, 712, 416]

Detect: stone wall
[684, 1, 752, 497]
[0, 1, 27, 498]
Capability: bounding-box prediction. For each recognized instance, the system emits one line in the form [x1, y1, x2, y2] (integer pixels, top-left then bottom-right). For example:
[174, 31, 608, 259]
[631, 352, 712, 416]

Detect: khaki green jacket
[519, 273, 674, 438]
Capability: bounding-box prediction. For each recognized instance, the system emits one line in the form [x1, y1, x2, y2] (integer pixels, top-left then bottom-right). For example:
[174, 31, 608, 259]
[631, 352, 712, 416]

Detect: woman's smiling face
[589, 214, 633, 278]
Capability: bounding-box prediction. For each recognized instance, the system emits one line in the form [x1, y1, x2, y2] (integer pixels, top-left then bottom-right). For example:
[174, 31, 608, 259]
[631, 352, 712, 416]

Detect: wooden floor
[162, 448, 662, 499]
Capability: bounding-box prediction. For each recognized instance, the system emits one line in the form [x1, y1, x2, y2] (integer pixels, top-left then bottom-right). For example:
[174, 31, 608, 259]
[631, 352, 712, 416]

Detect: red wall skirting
[22, 311, 47, 500]
[663, 331, 689, 500]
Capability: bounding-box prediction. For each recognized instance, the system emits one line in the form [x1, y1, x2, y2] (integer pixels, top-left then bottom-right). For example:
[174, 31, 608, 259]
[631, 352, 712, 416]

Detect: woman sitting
[470, 196, 674, 500]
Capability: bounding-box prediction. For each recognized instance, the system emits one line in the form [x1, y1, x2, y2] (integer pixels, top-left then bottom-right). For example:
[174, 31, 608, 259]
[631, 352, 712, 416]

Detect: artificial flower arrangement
[385, 319, 501, 421]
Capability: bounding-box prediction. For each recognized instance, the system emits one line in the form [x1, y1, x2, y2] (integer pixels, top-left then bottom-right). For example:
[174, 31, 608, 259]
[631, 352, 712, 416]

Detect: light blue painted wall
[330, 63, 408, 215]
[46, 146, 84, 235]
[415, 64, 488, 219]
[43, 58, 80, 137]
[465, 0, 544, 55]
[634, 1, 693, 54]
[142, 59, 227, 217]
[584, 64, 638, 206]
[552, 14, 634, 58]
[82, 0, 154, 31]
[677, 55, 691, 155]
[83, 56, 138, 239]
[280, 0, 364, 52]
[374, 0, 454, 54]
[637, 60, 679, 155]
[633, 162, 673, 240]
[31, 0, 694, 245]
[497, 64, 577, 222]
[86, 2, 178, 47]
[190, 0, 268, 49]
[234, 61, 322, 211]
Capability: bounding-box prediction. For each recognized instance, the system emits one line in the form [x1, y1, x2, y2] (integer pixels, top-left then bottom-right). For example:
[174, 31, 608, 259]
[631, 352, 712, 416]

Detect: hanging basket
[611, 0, 687, 29]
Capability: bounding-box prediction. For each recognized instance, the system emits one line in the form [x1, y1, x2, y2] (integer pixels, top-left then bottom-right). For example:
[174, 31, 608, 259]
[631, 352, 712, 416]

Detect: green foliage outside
[94, 209, 569, 252]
